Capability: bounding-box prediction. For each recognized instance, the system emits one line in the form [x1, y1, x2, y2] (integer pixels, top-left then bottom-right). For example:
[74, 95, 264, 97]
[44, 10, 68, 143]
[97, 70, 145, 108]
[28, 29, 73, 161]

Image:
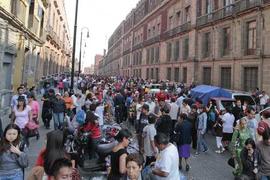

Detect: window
[167, 67, 172, 81]
[167, 43, 172, 61]
[169, 16, 173, 29]
[151, 47, 155, 63]
[183, 38, 189, 60]
[151, 68, 154, 79]
[203, 67, 212, 85]
[155, 47, 160, 63]
[183, 67, 187, 83]
[197, 0, 202, 17]
[203, 32, 211, 58]
[220, 67, 231, 89]
[156, 68, 159, 81]
[247, 21, 256, 55]
[206, 0, 211, 14]
[176, 11, 181, 25]
[243, 67, 258, 92]
[174, 40, 180, 61]
[146, 49, 150, 64]
[174, 68, 180, 82]
[185, 6, 191, 22]
[222, 27, 231, 56]
[38, 5, 43, 18]
[146, 68, 150, 79]
[213, 0, 219, 10]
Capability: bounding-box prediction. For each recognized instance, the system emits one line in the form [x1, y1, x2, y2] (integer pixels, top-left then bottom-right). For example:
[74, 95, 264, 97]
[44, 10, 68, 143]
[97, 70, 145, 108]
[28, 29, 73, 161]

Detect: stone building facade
[0, 0, 71, 116]
[99, 0, 270, 93]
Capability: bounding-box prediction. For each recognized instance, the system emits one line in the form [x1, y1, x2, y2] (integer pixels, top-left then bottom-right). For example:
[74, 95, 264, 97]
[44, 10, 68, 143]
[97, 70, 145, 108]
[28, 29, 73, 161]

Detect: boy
[51, 158, 73, 180]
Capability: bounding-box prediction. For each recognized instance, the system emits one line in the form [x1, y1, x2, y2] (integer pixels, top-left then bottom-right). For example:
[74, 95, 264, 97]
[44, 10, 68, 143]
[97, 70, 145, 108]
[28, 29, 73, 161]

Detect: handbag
[227, 157, 235, 168]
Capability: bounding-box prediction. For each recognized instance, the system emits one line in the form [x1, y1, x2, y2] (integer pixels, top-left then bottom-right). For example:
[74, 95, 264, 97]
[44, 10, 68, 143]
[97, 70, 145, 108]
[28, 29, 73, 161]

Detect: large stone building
[94, 54, 103, 75]
[99, 0, 270, 93]
[0, 0, 71, 116]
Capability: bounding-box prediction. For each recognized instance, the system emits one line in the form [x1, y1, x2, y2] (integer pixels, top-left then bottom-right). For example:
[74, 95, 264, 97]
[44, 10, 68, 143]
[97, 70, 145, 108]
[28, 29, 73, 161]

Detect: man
[232, 99, 244, 126]
[145, 96, 155, 114]
[156, 103, 172, 137]
[52, 93, 66, 130]
[114, 90, 125, 124]
[169, 96, 179, 130]
[259, 91, 269, 110]
[51, 158, 73, 180]
[41, 89, 55, 129]
[151, 133, 180, 179]
[138, 104, 150, 152]
[11, 86, 27, 109]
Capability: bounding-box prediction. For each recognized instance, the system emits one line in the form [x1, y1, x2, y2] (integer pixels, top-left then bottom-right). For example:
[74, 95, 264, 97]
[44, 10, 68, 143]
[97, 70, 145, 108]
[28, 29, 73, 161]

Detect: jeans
[0, 169, 23, 180]
[53, 112, 64, 130]
[197, 131, 208, 153]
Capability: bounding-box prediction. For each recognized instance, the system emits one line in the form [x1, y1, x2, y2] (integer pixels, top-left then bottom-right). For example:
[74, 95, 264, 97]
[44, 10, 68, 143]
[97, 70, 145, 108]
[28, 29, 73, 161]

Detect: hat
[17, 96, 26, 101]
[55, 93, 61, 96]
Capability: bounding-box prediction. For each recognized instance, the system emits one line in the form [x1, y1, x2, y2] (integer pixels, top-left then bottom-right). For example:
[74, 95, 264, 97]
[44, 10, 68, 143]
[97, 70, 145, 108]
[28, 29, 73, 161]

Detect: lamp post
[79, 27, 89, 77]
[70, 0, 79, 90]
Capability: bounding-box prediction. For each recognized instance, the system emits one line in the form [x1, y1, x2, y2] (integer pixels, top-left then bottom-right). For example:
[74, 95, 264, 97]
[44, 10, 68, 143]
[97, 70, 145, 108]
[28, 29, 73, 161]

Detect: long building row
[0, 0, 72, 115]
[98, 0, 270, 94]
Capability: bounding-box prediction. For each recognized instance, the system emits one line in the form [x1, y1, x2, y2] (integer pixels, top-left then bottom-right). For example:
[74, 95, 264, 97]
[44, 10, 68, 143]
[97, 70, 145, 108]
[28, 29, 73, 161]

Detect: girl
[0, 124, 28, 179]
[214, 115, 225, 154]
[108, 129, 132, 180]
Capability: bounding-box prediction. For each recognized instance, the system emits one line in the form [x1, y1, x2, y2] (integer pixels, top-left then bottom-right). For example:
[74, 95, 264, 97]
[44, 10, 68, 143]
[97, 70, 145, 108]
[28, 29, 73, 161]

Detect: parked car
[148, 84, 161, 94]
[231, 92, 257, 110]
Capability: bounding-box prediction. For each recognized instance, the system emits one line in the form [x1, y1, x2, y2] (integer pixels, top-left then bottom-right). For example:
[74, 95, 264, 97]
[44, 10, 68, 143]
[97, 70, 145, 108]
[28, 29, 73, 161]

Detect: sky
[64, 0, 139, 68]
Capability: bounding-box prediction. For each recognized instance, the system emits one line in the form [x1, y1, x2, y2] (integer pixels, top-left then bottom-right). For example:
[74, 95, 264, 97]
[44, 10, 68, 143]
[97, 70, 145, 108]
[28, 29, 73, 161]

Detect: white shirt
[222, 113, 235, 133]
[260, 94, 269, 105]
[180, 105, 191, 115]
[95, 105, 104, 126]
[176, 96, 185, 107]
[143, 124, 157, 157]
[169, 102, 179, 120]
[154, 143, 180, 180]
[146, 101, 155, 114]
[136, 103, 142, 120]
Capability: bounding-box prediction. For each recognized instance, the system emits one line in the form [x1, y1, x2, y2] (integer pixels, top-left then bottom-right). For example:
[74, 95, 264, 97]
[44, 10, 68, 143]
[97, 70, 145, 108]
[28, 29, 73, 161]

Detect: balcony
[132, 42, 143, 51]
[197, 0, 264, 27]
[162, 22, 191, 39]
[144, 35, 160, 47]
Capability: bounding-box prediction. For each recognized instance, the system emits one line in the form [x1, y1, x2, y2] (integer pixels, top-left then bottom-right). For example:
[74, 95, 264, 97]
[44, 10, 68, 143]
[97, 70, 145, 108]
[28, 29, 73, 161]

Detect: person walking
[41, 89, 55, 129]
[195, 105, 208, 155]
[52, 93, 66, 130]
[174, 113, 192, 171]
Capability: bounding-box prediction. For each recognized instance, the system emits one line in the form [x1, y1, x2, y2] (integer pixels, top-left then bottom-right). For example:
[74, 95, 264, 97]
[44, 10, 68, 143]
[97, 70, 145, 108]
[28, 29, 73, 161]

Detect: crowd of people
[0, 75, 269, 180]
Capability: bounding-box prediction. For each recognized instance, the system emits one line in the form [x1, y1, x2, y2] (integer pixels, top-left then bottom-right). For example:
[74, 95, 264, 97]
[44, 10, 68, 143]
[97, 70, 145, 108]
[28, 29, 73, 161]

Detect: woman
[13, 95, 32, 146]
[27, 93, 39, 124]
[63, 91, 73, 117]
[0, 124, 28, 179]
[230, 117, 252, 176]
[206, 100, 218, 134]
[174, 113, 192, 171]
[240, 138, 260, 180]
[124, 153, 144, 180]
[108, 129, 132, 180]
[35, 130, 76, 178]
[187, 105, 198, 150]
[195, 105, 208, 155]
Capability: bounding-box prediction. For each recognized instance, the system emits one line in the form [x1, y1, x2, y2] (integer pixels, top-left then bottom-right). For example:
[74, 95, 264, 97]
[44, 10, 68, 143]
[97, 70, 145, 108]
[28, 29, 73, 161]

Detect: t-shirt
[222, 113, 235, 133]
[14, 105, 31, 129]
[154, 143, 180, 180]
[136, 104, 142, 120]
[95, 106, 104, 126]
[169, 102, 179, 120]
[247, 118, 258, 141]
[146, 101, 155, 114]
[256, 141, 270, 176]
[143, 124, 157, 157]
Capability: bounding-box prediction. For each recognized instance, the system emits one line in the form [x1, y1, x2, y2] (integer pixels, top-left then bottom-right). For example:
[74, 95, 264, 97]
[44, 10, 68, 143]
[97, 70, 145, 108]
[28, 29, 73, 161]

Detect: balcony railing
[197, 0, 264, 27]
[162, 22, 191, 39]
[144, 35, 160, 47]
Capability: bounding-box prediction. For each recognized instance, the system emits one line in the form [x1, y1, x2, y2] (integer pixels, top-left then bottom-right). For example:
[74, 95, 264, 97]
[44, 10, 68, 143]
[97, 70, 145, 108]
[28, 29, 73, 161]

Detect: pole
[78, 31, 83, 78]
[70, 0, 79, 90]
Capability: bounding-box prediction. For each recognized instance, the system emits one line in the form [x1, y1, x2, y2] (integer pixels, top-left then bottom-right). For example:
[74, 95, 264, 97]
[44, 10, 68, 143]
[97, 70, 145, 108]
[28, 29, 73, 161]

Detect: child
[213, 116, 225, 153]
[0, 124, 28, 179]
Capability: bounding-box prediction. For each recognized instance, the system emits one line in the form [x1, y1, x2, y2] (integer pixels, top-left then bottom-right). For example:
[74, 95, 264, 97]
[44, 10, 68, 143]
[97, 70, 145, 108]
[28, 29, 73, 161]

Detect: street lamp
[79, 27, 89, 77]
[70, 0, 79, 90]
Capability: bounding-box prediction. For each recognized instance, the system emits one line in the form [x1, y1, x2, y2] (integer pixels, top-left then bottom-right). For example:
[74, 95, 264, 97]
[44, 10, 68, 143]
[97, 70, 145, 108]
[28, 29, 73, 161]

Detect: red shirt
[156, 92, 166, 102]
[81, 122, 101, 139]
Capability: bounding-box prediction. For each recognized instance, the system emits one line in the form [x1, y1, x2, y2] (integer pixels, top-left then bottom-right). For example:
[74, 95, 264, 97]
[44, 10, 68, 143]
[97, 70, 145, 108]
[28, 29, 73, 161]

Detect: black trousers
[145, 156, 156, 167]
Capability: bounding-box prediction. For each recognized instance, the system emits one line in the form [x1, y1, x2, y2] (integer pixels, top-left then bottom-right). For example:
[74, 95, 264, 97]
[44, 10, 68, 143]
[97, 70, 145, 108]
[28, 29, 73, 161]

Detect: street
[11, 115, 234, 180]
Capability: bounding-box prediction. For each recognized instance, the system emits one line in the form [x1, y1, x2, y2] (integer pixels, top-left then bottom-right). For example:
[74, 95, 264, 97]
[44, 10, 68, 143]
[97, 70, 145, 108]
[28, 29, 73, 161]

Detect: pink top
[29, 100, 39, 118]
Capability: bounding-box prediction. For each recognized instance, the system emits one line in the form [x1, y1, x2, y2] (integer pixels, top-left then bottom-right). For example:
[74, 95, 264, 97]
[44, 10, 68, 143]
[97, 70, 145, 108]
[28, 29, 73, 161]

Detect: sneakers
[203, 148, 208, 153]
[195, 152, 200, 156]
[215, 150, 221, 154]
[186, 164, 190, 172]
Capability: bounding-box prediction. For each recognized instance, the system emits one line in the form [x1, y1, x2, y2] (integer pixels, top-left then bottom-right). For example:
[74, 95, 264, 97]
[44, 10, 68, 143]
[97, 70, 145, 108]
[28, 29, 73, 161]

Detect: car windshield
[234, 95, 255, 105]
[220, 100, 234, 110]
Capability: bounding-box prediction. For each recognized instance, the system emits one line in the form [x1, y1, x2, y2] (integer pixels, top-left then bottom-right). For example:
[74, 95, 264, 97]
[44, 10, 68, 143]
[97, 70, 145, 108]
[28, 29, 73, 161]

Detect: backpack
[76, 110, 86, 125]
